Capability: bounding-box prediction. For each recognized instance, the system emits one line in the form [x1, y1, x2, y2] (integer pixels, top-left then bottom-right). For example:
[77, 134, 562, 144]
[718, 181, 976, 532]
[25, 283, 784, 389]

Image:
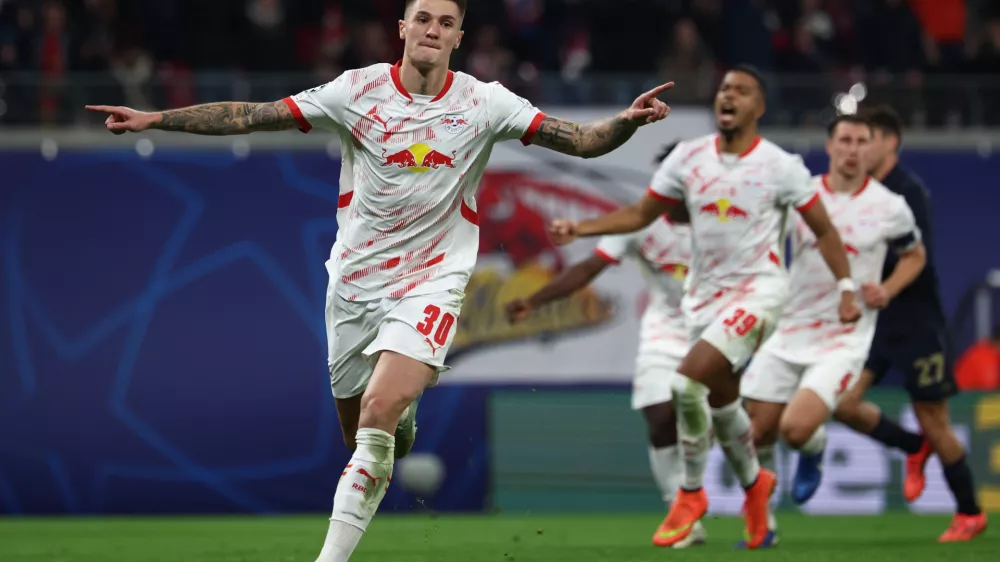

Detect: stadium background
[2, 0, 1000, 526]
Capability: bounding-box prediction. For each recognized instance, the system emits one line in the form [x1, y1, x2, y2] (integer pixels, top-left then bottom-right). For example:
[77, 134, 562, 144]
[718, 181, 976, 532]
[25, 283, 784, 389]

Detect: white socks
[712, 400, 760, 488]
[316, 428, 395, 562]
[800, 424, 827, 455]
[648, 445, 682, 504]
[672, 375, 713, 490]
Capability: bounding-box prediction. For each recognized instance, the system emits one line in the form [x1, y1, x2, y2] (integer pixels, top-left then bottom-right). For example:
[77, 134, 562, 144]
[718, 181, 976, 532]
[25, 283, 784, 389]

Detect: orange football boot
[742, 469, 778, 549]
[904, 438, 932, 503]
[938, 513, 987, 543]
[652, 488, 708, 547]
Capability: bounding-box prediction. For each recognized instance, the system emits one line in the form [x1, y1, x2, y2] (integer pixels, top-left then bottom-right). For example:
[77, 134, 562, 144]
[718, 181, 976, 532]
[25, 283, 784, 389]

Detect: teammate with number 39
[548, 65, 860, 549]
[86, 1, 675, 560]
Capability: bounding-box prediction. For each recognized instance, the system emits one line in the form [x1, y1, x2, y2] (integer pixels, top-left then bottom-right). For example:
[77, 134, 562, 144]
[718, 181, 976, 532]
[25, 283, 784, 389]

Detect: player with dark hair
[742, 113, 926, 544]
[548, 65, 859, 549]
[505, 142, 707, 549]
[85, 0, 676, 559]
[816, 105, 988, 542]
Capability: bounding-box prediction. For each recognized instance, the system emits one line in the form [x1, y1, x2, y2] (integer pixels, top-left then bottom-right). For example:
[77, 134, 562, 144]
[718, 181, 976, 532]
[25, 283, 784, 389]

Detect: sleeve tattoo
[156, 101, 297, 135]
[531, 115, 638, 158]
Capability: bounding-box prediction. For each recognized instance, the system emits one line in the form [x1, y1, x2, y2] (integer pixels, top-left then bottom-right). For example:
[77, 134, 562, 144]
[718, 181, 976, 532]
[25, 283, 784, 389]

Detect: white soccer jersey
[648, 134, 818, 318]
[765, 175, 920, 362]
[594, 216, 692, 361]
[285, 62, 545, 301]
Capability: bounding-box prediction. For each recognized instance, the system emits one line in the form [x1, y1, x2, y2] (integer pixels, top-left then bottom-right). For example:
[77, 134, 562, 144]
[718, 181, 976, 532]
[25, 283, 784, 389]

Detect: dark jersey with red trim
[285, 62, 545, 301]
[876, 164, 948, 331]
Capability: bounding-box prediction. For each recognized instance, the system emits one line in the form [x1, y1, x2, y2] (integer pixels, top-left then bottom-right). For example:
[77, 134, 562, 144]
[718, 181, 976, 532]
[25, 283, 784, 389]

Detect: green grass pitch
[0, 513, 993, 561]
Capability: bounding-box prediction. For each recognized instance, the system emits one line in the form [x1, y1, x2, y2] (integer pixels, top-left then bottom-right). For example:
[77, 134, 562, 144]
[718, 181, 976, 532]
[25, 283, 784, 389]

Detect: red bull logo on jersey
[380, 143, 456, 173]
[660, 263, 689, 280]
[699, 198, 750, 222]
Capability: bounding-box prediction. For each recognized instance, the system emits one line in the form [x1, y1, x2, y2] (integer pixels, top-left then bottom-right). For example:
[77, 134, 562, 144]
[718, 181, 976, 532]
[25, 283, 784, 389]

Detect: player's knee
[647, 416, 678, 447]
[643, 402, 678, 447]
[779, 419, 815, 450]
[912, 400, 949, 430]
[754, 423, 780, 448]
[833, 395, 861, 426]
[671, 374, 709, 407]
[359, 391, 409, 429]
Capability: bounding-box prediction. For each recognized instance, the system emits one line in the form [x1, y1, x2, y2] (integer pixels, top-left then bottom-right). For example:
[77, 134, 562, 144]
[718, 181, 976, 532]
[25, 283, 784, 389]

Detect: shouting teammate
[823, 106, 988, 541]
[87, 1, 675, 560]
[740, 114, 926, 542]
[548, 65, 860, 549]
[505, 143, 706, 548]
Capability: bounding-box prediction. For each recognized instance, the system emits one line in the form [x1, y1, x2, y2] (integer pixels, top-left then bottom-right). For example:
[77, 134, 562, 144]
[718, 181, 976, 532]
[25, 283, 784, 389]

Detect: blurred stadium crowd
[1, 0, 999, 127]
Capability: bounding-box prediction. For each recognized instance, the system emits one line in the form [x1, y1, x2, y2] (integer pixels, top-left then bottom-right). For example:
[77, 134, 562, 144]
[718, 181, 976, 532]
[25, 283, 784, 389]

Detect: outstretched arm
[549, 193, 675, 245]
[530, 82, 674, 159]
[506, 255, 610, 323]
[86, 100, 299, 136]
[532, 115, 639, 159]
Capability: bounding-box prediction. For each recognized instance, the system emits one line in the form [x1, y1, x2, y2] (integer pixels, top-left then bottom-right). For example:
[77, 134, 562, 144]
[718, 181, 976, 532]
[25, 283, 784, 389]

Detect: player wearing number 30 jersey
[86, 2, 677, 560]
[548, 65, 861, 550]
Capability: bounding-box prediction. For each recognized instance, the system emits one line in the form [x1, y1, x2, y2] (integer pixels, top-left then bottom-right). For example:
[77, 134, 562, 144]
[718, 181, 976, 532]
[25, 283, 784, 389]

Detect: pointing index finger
[85, 105, 118, 114]
[642, 82, 676, 100]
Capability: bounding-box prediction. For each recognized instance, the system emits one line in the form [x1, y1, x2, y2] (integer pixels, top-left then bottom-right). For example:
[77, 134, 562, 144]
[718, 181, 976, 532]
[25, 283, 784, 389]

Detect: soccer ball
[395, 452, 446, 497]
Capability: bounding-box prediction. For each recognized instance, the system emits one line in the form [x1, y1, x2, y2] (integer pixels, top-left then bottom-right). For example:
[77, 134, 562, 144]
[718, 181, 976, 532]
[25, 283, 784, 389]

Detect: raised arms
[85, 101, 299, 136]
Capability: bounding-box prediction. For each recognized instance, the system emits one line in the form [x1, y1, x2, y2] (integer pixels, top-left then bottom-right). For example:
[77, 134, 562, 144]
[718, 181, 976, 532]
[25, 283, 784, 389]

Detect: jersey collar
[822, 174, 871, 197]
[714, 134, 761, 159]
[390, 60, 455, 103]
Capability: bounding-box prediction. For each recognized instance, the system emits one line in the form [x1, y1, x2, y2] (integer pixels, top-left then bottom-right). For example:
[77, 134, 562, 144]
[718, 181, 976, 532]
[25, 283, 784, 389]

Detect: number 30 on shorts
[415, 304, 456, 346]
[723, 308, 758, 337]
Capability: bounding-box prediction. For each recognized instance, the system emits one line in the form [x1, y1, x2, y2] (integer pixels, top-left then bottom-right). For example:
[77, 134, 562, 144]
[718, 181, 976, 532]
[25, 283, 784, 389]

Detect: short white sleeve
[283, 73, 351, 133]
[487, 82, 546, 145]
[779, 155, 819, 211]
[648, 142, 687, 202]
[594, 233, 637, 265]
[885, 194, 922, 252]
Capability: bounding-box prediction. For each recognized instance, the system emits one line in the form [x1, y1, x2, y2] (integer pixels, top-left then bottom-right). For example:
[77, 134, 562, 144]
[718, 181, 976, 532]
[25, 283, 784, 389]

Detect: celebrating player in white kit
[740, 114, 926, 540]
[86, 1, 676, 560]
[504, 143, 705, 548]
[548, 65, 860, 549]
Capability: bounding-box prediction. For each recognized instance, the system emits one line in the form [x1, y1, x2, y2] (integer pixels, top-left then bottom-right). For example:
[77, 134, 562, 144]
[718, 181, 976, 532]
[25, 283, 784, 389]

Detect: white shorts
[687, 299, 782, 373]
[325, 280, 464, 399]
[632, 354, 683, 410]
[740, 348, 864, 411]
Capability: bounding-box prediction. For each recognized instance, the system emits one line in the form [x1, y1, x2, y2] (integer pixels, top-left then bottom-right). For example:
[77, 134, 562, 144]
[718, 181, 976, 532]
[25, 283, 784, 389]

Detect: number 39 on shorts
[723, 308, 758, 337]
[415, 304, 457, 346]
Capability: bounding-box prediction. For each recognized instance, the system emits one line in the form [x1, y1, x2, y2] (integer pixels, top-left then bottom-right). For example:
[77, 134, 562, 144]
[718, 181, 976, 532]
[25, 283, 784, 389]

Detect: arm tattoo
[155, 101, 297, 135]
[532, 115, 638, 158]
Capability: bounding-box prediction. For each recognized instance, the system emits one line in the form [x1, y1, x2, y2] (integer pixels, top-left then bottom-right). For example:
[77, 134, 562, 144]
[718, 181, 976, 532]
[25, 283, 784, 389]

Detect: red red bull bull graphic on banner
[449, 171, 621, 364]
[380, 143, 456, 173]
